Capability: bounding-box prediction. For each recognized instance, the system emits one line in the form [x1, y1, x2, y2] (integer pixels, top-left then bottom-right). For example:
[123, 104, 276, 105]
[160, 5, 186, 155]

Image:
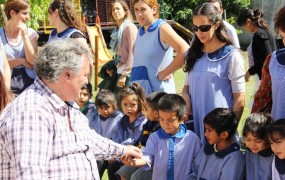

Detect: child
[116, 91, 167, 180]
[190, 108, 245, 180]
[94, 89, 124, 178]
[75, 83, 98, 128]
[243, 113, 274, 180]
[121, 94, 201, 180]
[267, 119, 285, 179]
[107, 83, 148, 180]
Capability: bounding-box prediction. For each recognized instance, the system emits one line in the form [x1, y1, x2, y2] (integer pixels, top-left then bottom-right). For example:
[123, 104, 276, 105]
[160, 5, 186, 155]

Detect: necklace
[3, 27, 23, 47]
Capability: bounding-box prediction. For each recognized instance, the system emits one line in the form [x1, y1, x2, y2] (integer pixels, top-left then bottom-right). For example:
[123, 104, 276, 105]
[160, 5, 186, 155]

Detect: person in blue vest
[0, 0, 38, 95]
[131, 0, 189, 95]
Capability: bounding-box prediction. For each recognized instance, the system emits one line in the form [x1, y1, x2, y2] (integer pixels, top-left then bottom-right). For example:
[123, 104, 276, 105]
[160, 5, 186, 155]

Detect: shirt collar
[120, 113, 146, 130]
[246, 147, 274, 157]
[207, 45, 235, 60]
[275, 155, 285, 175]
[34, 78, 69, 110]
[139, 19, 163, 36]
[157, 124, 187, 139]
[204, 142, 240, 158]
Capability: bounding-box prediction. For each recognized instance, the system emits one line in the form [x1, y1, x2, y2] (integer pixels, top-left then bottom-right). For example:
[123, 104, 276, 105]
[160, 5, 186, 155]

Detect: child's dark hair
[267, 119, 285, 143]
[117, 83, 146, 114]
[237, 8, 269, 30]
[95, 89, 117, 109]
[146, 91, 167, 111]
[204, 108, 237, 139]
[158, 94, 186, 120]
[81, 82, 93, 97]
[242, 113, 274, 140]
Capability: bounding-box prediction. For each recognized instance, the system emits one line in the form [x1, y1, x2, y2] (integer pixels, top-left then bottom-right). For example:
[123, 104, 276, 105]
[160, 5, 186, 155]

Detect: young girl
[267, 119, 285, 179]
[109, 0, 137, 92]
[94, 89, 123, 178]
[243, 113, 274, 179]
[108, 82, 148, 179]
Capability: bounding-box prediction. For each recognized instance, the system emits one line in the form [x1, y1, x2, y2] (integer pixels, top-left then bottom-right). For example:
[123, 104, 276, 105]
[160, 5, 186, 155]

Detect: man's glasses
[192, 24, 213, 32]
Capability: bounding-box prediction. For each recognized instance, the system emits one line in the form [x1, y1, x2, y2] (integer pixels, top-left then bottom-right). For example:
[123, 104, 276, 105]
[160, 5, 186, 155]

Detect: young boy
[121, 94, 201, 180]
[75, 83, 98, 128]
[116, 91, 167, 180]
[190, 108, 245, 180]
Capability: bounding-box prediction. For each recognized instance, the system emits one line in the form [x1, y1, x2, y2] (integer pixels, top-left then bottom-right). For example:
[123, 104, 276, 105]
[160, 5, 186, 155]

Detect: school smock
[272, 155, 285, 180]
[0, 43, 3, 73]
[47, 27, 84, 43]
[190, 142, 245, 180]
[0, 28, 38, 84]
[188, 45, 245, 141]
[269, 49, 285, 120]
[111, 113, 147, 145]
[92, 110, 123, 139]
[131, 19, 176, 95]
[245, 147, 274, 180]
[142, 124, 201, 180]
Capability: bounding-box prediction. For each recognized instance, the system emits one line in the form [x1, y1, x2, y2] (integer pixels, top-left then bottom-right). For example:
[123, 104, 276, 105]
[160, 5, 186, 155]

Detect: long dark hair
[274, 6, 285, 32]
[184, 3, 232, 72]
[48, 0, 85, 32]
[237, 8, 269, 30]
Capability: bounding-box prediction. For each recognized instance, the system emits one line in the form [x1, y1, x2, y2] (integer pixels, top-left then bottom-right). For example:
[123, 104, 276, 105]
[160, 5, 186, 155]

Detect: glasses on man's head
[192, 24, 212, 32]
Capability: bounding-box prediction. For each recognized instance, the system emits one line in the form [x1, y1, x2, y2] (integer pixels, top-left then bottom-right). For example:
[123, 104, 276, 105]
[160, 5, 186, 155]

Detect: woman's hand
[18, 21, 28, 37]
[157, 71, 173, 81]
[117, 75, 126, 88]
[22, 59, 33, 69]
[245, 71, 251, 82]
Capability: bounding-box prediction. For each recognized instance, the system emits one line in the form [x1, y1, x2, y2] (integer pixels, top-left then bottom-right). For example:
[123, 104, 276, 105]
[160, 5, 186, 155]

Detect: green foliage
[26, 0, 51, 30]
[0, 0, 4, 4]
[159, 0, 251, 29]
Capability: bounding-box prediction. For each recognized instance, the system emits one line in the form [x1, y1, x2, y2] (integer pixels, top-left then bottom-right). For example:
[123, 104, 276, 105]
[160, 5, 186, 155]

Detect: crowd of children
[1, 0, 285, 179]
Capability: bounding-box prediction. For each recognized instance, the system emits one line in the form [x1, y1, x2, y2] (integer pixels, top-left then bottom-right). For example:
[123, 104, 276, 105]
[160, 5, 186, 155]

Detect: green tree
[26, 0, 50, 30]
[159, 0, 250, 29]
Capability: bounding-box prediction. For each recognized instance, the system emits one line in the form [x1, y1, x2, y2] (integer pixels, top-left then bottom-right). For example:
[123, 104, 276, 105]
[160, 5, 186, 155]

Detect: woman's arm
[233, 92, 245, 121]
[20, 25, 38, 65]
[158, 24, 189, 80]
[2, 48, 11, 88]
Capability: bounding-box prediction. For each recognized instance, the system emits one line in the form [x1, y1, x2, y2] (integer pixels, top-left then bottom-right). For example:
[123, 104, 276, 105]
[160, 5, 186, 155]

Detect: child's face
[269, 133, 285, 159]
[121, 94, 140, 119]
[75, 89, 90, 108]
[98, 104, 115, 118]
[158, 110, 181, 135]
[204, 124, 220, 145]
[245, 132, 268, 154]
[145, 102, 158, 121]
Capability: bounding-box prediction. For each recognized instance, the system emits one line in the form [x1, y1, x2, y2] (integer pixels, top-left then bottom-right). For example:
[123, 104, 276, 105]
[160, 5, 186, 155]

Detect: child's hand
[108, 159, 115, 164]
[106, 69, 114, 77]
[120, 154, 135, 166]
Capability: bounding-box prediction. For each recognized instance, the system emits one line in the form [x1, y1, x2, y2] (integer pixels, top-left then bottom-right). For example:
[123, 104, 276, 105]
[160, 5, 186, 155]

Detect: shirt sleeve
[5, 111, 53, 179]
[228, 50, 245, 93]
[120, 23, 138, 76]
[89, 129, 126, 160]
[27, 28, 39, 40]
[141, 134, 156, 170]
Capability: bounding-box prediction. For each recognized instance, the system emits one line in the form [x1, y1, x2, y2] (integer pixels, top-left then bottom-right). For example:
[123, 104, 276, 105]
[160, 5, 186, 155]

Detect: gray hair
[35, 39, 91, 82]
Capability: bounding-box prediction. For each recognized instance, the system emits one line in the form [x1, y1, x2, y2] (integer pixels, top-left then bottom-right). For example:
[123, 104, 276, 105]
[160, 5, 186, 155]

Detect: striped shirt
[0, 78, 126, 179]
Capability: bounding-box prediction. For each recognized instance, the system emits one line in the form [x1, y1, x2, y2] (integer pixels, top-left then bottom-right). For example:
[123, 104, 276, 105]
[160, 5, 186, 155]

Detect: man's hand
[124, 145, 142, 159]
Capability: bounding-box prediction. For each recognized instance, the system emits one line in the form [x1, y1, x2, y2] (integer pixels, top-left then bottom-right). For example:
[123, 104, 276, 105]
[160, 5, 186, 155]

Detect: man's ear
[152, 6, 157, 16]
[62, 69, 72, 82]
[154, 110, 159, 118]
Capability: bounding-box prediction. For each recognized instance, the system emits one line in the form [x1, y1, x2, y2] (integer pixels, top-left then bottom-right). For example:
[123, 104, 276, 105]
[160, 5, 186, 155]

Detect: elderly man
[0, 39, 142, 179]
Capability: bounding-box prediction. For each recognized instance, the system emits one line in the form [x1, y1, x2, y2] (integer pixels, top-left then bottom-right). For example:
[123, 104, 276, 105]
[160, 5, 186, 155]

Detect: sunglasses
[192, 24, 212, 32]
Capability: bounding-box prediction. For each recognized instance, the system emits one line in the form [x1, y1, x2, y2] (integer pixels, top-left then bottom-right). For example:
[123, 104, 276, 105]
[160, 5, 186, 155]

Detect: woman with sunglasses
[184, 3, 245, 142]
[237, 9, 276, 112]
[0, 0, 38, 95]
[130, 0, 189, 95]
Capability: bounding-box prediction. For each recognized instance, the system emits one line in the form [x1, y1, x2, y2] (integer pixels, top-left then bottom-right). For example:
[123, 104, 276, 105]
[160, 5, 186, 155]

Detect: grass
[96, 50, 253, 180]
